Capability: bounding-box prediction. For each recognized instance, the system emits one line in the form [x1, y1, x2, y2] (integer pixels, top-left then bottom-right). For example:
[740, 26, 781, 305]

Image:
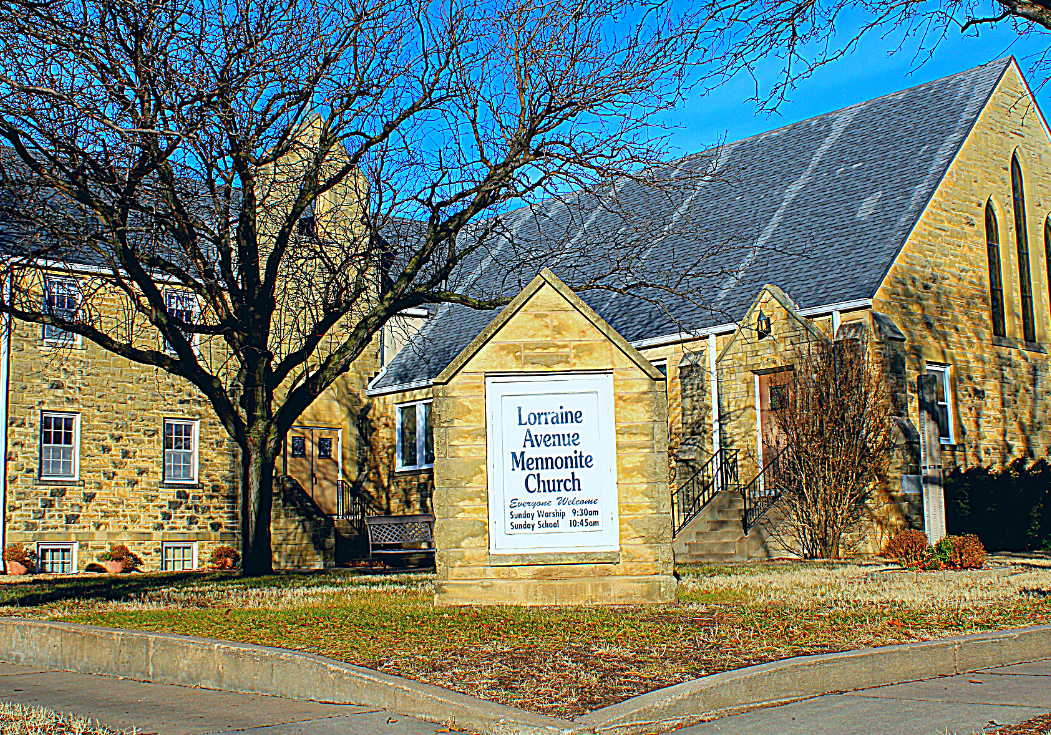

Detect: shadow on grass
[0, 571, 240, 609]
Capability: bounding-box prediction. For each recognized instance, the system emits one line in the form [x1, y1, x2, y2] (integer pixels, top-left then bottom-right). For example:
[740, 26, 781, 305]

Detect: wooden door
[286, 426, 341, 515]
[757, 370, 792, 476]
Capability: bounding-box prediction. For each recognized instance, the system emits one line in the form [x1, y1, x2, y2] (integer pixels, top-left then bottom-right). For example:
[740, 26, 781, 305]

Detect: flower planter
[7, 561, 28, 576]
[102, 561, 124, 574]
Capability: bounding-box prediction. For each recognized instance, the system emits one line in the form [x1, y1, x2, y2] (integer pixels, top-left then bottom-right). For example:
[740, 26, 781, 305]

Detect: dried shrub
[881, 529, 936, 569]
[3, 543, 36, 572]
[97, 544, 143, 572]
[933, 534, 986, 570]
[209, 546, 240, 570]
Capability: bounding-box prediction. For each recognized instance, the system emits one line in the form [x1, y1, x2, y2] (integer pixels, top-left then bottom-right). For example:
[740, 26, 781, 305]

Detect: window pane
[930, 370, 946, 403]
[937, 405, 950, 441]
[399, 404, 417, 467]
[423, 403, 434, 466]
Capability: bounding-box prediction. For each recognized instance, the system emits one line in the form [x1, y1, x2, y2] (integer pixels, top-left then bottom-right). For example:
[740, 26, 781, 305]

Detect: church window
[1011, 156, 1037, 343]
[396, 399, 433, 471]
[985, 201, 1006, 338]
[1045, 217, 1051, 322]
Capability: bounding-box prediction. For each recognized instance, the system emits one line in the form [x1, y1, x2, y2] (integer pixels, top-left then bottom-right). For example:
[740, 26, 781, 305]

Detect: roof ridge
[675, 57, 1014, 163]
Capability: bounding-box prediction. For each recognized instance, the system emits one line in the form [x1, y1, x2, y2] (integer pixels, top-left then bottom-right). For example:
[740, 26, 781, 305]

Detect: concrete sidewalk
[0, 662, 451, 735]
[679, 660, 1051, 735]
[1, 659, 1049, 735]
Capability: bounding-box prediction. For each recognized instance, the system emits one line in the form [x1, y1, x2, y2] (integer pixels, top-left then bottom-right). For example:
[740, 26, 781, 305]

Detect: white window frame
[39, 411, 80, 481]
[163, 289, 200, 353]
[36, 542, 78, 574]
[395, 399, 433, 471]
[161, 541, 198, 571]
[925, 363, 955, 445]
[41, 277, 82, 345]
[163, 418, 199, 484]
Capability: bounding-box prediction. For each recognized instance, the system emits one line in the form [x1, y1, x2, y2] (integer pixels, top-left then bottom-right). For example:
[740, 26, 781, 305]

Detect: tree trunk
[240, 435, 276, 576]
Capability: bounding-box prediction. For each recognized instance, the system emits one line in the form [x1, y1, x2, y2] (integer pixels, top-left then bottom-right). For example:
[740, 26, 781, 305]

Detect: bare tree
[0, 0, 732, 574]
[768, 334, 896, 559]
[702, 0, 1051, 110]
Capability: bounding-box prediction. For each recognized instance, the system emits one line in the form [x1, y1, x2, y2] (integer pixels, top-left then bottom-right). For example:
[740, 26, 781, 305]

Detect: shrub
[933, 534, 986, 570]
[881, 529, 935, 569]
[946, 458, 1051, 551]
[209, 545, 240, 570]
[3, 543, 36, 573]
[97, 544, 143, 572]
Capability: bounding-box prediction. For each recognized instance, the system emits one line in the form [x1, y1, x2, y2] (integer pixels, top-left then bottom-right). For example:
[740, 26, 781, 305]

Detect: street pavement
[0, 659, 1048, 734]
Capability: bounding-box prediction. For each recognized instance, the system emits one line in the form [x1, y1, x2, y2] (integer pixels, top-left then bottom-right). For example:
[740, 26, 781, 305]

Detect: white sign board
[486, 373, 619, 554]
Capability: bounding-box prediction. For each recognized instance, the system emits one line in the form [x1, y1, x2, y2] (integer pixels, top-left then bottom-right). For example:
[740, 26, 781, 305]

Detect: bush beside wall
[945, 459, 1051, 551]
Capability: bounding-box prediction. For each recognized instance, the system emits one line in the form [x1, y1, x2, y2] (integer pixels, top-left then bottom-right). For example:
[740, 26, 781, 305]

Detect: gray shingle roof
[370, 58, 1013, 394]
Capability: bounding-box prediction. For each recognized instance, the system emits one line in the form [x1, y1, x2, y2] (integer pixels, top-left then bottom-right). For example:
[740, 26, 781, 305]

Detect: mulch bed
[992, 713, 1051, 734]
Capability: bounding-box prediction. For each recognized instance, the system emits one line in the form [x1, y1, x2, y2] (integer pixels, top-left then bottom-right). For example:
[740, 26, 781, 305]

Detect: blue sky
[666, 19, 1051, 155]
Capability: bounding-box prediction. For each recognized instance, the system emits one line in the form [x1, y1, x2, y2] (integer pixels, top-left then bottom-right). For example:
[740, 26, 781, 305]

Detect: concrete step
[704, 518, 743, 532]
[686, 540, 741, 556]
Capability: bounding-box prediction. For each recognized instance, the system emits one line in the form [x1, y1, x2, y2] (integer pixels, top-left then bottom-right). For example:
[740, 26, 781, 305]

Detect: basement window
[396, 400, 434, 471]
[37, 543, 77, 574]
[162, 542, 197, 571]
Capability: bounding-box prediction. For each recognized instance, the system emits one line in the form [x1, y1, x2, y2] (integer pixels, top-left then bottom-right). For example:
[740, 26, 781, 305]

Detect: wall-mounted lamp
[757, 309, 771, 339]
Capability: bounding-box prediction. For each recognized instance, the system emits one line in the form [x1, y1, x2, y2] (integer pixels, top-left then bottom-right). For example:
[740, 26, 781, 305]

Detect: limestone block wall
[875, 64, 1051, 469]
[430, 273, 674, 605]
[714, 288, 830, 478]
[4, 318, 240, 571]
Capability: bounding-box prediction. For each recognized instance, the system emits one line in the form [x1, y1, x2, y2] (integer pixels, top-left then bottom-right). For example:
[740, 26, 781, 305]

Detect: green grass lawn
[1, 560, 1049, 718]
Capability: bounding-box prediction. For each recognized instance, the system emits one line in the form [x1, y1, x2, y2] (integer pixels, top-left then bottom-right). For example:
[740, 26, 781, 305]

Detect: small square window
[769, 385, 788, 411]
[40, 412, 79, 480]
[317, 437, 333, 459]
[42, 278, 81, 343]
[162, 542, 196, 571]
[291, 436, 306, 457]
[163, 419, 198, 483]
[37, 543, 76, 574]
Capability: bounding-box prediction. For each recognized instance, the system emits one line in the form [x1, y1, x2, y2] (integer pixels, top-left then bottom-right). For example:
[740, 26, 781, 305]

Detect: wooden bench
[364, 514, 436, 569]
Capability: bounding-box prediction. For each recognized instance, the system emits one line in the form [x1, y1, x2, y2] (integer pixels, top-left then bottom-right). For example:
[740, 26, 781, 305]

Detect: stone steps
[672, 490, 774, 563]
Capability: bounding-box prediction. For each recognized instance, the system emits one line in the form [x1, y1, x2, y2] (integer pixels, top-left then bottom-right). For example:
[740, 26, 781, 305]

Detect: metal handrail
[740, 447, 788, 533]
[335, 480, 379, 533]
[672, 448, 739, 537]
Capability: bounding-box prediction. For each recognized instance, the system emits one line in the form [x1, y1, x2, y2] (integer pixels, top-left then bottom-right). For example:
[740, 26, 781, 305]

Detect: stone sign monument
[431, 268, 676, 605]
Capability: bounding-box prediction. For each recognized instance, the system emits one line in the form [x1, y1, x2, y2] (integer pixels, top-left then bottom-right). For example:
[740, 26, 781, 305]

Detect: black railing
[335, 480, 379, 534]
[672, 448, 739, 537]
[740, 447, 787, 533]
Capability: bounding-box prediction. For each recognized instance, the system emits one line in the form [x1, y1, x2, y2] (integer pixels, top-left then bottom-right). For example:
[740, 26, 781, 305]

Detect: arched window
[986, 200, 1007, 338]
[1011, 155, 1037, 343]
[1045, 217, 1051, 323]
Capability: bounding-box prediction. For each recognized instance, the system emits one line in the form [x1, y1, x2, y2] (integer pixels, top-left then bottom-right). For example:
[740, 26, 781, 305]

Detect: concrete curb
[579, 624, 1051, 734]
[0, 618, 585, 735]
[0, 618, 1049, 735]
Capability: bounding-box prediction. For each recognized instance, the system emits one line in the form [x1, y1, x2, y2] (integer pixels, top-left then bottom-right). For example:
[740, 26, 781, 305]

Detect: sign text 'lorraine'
[486, 374, 619, 554]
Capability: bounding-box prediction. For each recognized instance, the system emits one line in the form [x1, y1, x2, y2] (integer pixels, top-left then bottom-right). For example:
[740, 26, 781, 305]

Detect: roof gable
[433, 267, 663, 385]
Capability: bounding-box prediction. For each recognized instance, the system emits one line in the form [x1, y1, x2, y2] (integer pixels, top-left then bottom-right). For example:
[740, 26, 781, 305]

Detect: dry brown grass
[1, 559, 1049, 719]
[0, 702, 132, 734]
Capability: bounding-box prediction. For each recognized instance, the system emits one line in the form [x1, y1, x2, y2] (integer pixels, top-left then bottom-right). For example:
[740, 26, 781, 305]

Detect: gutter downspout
[709, 333, 720, 491]
[0, 274, 10, 572]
